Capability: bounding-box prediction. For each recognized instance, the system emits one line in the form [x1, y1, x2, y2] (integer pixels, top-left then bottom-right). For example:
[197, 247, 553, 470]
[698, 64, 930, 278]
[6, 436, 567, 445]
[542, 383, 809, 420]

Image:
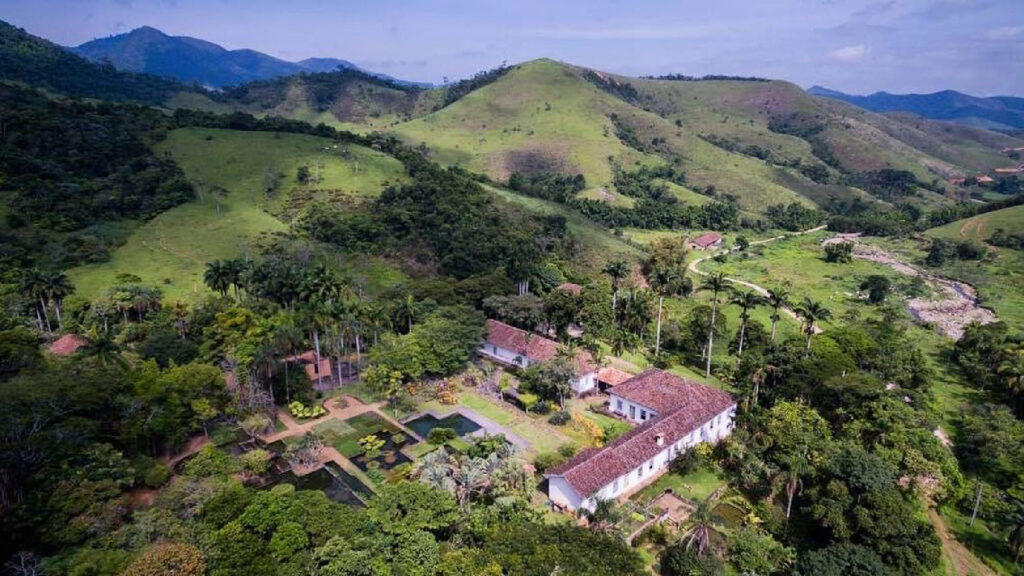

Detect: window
[648, 460, 653, 471]
[640, 410, 647, 421]
[629, 406, 636, 419]
[616, 399, 623, 412]
[614, 478, 620, 492]
[636, 469, 642, 479]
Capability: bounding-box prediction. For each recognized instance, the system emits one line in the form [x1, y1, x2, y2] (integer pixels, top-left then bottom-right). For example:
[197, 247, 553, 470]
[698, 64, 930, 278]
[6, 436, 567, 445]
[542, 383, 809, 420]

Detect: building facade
[479, 319, 598, 394]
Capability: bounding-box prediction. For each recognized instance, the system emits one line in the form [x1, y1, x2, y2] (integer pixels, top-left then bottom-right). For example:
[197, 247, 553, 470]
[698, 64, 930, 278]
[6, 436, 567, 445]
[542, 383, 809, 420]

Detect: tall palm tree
[203, 260, 231, 297]
[20, 268, 51, 333]
[794, 297, 831, 349]
[602, 259, 629, 313]
[271, 314, 303, 403]
[79, 329, 127, 370]
[394, 294, 417, 334]
[223, 258, 249, 302]
[301, 300, 332, 390]
[699, 273, 730, 378]
[749, 362, 779, 408]
[777, 451, 809, 519]
[766, 288, 789, 342]
[168, 300, 190, 340]
[650, 267, 680, 356]
[43, 271, 74, 331]
[731, 291, 764, 356]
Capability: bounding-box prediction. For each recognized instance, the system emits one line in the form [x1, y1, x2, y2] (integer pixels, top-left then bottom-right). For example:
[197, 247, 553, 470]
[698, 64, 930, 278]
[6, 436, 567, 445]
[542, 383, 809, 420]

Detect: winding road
[687, 225, 827, 331]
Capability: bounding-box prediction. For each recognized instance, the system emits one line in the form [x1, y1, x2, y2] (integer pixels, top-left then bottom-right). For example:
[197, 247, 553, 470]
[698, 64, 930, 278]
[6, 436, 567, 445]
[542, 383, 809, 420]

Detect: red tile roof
[548, 370, 734, 498]
[285, 351, 333, 382]
[691, 232, 723, 248]
[596, 366, 634, 387]
[49, 334, 88, 356]
[484, 319, 596, 374]
[556, 282, 583, 296]
[612, 369, 701, 412]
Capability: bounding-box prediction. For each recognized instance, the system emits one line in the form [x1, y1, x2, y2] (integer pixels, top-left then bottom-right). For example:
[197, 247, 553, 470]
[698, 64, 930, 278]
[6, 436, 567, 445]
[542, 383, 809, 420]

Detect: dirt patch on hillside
[821, 234, 996, 339]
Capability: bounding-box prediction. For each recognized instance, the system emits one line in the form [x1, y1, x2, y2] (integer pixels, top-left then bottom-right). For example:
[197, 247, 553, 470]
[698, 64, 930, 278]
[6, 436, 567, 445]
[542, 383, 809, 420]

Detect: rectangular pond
[269, 462, 373, 507]
[405, 412, 482, 438]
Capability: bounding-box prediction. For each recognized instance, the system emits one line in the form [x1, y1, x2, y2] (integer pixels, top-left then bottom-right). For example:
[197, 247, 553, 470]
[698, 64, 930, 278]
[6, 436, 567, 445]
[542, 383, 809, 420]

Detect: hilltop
[72, 25, 427, 89]
[809, 85, 1024, 132]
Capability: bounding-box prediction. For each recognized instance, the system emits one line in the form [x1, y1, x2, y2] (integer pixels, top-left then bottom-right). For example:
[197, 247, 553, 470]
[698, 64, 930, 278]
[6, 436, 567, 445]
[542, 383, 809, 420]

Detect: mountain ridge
[72, 25, 429, 88]
[807, 85, 1024, 132]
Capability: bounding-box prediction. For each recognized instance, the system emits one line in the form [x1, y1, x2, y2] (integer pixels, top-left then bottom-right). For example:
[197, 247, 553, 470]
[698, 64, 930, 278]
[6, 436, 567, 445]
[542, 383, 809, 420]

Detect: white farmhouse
[478, 319, 598, 395]
[546, 369, 736, 512]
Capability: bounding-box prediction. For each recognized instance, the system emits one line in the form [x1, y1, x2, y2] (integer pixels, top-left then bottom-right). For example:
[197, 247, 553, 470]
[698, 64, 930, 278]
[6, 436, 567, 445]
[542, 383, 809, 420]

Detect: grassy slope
[927, 204, 1024, 243]
[69, 128, 406, 301]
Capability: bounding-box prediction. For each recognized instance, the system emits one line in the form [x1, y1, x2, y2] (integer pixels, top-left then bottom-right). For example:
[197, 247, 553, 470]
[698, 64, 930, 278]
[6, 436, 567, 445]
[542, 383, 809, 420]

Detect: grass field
[927, 205, 1024, 244]
[68, 128, 406, 301]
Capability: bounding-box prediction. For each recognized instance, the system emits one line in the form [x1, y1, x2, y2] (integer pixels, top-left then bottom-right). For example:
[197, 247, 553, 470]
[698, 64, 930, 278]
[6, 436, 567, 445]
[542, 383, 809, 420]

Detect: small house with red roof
[479, 319, 598, 395]
[49, 334, 88, 356]
[546, 369, 735, 511]
[689, 232, 723, 250]
[284, 351, 333, 386]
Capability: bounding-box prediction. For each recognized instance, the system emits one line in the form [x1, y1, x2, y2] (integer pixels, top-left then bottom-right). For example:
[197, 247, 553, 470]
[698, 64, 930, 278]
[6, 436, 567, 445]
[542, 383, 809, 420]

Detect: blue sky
[4, 0, 1023, 95]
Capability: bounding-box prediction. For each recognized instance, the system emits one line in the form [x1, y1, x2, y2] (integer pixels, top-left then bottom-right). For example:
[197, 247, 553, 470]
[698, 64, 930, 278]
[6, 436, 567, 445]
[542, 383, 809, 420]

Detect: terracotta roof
[611, 369, 702, 412]
[597, 366, 634, 386]
[548, 370, 734, 497]
[49, 334, 88, 356]
[484, 320, 596, 374]
[285, 350, 333, 382]
[691, 232, 723, 248]
[556, 282, 583, 296]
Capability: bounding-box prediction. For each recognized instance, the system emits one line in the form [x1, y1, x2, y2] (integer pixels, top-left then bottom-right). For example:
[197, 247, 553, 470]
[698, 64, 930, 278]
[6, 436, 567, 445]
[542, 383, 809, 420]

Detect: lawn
[332, 412, 404, 458]
[68, 127, 406, 302]
[630, 465, 727, 505]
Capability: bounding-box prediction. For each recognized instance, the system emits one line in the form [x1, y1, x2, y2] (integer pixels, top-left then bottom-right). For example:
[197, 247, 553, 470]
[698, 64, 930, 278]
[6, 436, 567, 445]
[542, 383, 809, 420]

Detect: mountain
[0, 20, 192, 104]
[808, 86, 1024, 132]
[72, 26, 426, 88]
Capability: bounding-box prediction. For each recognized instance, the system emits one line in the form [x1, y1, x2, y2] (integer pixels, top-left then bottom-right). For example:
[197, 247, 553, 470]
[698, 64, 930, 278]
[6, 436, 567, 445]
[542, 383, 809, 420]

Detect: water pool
[405, 412, 483, 438]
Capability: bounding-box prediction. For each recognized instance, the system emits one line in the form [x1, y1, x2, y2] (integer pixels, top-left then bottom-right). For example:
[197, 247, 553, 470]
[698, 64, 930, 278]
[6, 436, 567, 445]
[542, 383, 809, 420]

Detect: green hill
[68, 128, 407, 301]
[926, 204, 1024, 243]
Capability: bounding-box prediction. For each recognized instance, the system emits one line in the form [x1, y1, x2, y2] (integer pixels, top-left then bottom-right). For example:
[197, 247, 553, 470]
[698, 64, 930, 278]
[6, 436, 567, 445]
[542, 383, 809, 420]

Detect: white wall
[478, 343, 530, 367]
[551, 403, 738, 512]
[609, 394, 658, 424]
[572, 372, 597, 394]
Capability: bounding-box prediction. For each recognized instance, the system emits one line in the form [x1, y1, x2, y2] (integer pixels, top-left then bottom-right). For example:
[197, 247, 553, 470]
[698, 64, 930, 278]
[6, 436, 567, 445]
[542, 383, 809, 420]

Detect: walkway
[688, 225, 827, 333]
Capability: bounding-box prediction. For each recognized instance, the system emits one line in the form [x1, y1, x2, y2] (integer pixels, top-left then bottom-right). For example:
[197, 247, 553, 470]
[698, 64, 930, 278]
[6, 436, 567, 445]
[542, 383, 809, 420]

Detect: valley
[1, 13, 1023, 576]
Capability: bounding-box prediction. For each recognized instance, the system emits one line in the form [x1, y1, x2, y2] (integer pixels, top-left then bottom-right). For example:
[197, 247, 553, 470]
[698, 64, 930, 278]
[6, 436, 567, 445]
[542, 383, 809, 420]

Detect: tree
[521, 357, 576, 409]
[204, 260, 231, 297]
[660, 542, 725, 576]
[727, 528, 794, 575]
[731, 291, 764, 356]
[699, 273, 730, 377]
[1008, 498, 1024, 563]
[824, 242, 854, 263]
[602, 259, 629, 313]
[797, 543, 892, 576]
[679, 488, 735, 557]
[766, 287, 789, 342]
[795, 297, 831, 349]
[121, 543, 205, 576]
[996, 342, 1024, 416]
[778, 451, 809, 519]
[859, 275, 891, 304]
[20, 268, 51, 333]
[42, 270, 74, 330]
[649, 267, 681, 356]
[367, 481, 458, 536]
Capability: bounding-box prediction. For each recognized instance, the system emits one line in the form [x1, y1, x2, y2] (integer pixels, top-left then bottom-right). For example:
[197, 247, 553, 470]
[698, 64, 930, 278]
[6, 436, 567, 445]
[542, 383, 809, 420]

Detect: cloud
[514, 25, 716, 40]
[827, 44, 867, 62]
[987, 26, 1023, 40]
[852, 1, 896, 18]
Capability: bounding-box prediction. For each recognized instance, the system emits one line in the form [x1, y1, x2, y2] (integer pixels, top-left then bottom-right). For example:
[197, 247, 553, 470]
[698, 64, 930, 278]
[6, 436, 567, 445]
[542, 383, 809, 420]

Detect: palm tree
[79, 329, 127, 370]
[997, 343, 1024, 416]
[585, 499, 622, 535]
[223, 258, 249, 302]
[679, 488, 737, 556]
[794, 297, 831, 349]
[699, 273, 730, 378]
[650, 267, 680, 356]
[43, 271, 74, 331]
[271, 314, 303, 403]
[20, 268, 51, 333]
[777, 451, 809, 520]
[203, 260, 231, 297]
[602, 259, 629, 313]
[749, 362, 779, 407]
[394, 294, 417, 334]
[168, 300, 190, 339]
[301, 300, 332, 390]
[731, 291, 764, 356]
[766, 288, 790, 342]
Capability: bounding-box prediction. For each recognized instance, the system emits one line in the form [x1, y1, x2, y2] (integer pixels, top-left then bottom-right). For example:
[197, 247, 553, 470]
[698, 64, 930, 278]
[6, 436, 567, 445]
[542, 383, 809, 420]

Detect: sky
[3, 0, 1023, 96]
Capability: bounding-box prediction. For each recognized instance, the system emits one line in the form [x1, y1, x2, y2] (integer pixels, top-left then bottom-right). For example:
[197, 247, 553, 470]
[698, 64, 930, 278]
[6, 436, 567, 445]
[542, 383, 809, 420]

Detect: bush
[391, 433, 407, 445]
[427, 427, 457, 445]
[824, 242, 854, 263]
[533, 400, 553, 415]
[669, 448, 702, 477]
[518, 393, 539, 412]
[288, 401, 326, 420]
[182, 446, 236, 478]
[548, 411, 571, 426]
[633, 522, 670, 547]
[660, 542, 725, 576]
[134, 456, 172, 488]
[557, 443, 578, 458]
[533, 452, 565, 473]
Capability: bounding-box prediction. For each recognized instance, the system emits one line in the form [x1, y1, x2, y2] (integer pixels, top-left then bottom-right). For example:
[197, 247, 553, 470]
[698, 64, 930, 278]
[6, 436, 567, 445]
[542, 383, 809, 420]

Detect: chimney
[655, 434, 664, 446]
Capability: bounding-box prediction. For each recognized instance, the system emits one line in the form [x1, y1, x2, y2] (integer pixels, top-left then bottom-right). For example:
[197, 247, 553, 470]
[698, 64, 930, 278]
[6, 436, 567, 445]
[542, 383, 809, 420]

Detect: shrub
[557, 443, 578, 458]
[548, 411, 571, 426]
[391, 433, 407, 445]
[427, 427, 457, 445]
[533, 400, 553, 415]
[134, 457, 172, 488]
[533, 452, 565, 473]
[287, 401, 326, 420]
[669, 448, 702, 476]
[358, 434, 386, 458]
[634, 522, 670, 547]
[519, 393, 539, 412]
[182, 446, 235, 478]
[824, 242, 854, 263]
[365, 467, 386, 484]
[239, 449, 273, 476]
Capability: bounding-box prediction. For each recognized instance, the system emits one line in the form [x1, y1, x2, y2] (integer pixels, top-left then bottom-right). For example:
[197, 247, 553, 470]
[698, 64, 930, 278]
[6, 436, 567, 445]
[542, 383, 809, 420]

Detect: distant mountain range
[808, 86, 1024, 132]
[71, 26, 428, 89]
